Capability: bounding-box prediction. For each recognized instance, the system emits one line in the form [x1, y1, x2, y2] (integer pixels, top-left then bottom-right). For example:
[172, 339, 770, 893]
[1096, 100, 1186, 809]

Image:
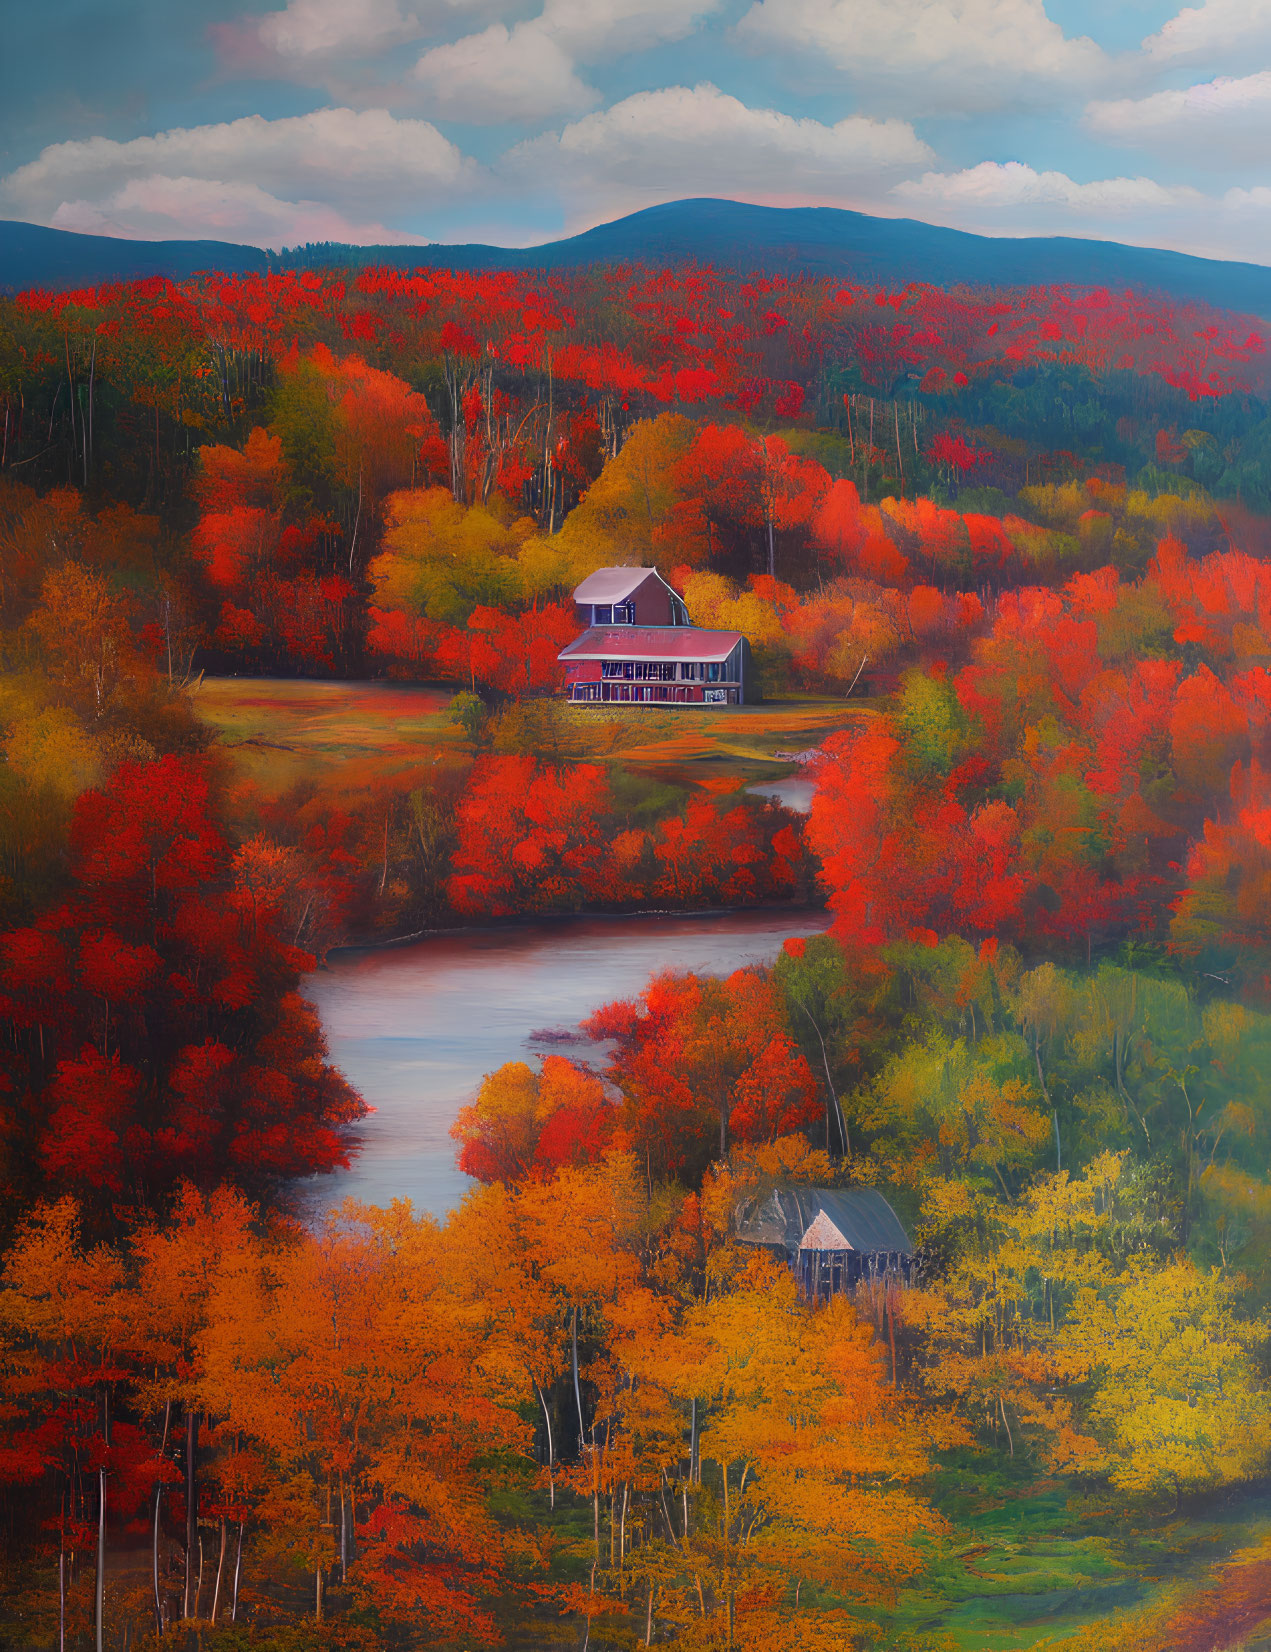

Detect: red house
[558, 568, 747, 706]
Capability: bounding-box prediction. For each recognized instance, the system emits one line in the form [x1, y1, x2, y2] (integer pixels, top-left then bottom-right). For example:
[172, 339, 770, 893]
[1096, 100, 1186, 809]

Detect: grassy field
[192, 675, 868, 794]
[191, 676, 458, 792]
[875, 1453, 1271, 1650]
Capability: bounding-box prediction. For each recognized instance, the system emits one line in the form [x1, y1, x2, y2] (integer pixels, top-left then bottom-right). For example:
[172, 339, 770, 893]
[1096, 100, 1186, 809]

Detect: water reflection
[304, 907, 830, 1218]
[745, 776, 817, 813]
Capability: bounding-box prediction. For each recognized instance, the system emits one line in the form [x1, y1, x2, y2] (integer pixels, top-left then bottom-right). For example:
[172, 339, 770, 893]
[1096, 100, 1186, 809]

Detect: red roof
[559, 626, 743, 663]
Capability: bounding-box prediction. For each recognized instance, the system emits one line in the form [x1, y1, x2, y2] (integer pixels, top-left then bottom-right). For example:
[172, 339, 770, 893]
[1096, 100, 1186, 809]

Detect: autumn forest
[6, 258, 1271, 1651]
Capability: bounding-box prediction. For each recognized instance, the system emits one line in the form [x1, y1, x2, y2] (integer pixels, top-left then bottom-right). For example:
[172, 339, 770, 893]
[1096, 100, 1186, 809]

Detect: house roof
[559, 626, 743, 663]
[799, 1210, 852, 1251]
[572, 567, 663, 604]
[736, 1186, 913, 1257]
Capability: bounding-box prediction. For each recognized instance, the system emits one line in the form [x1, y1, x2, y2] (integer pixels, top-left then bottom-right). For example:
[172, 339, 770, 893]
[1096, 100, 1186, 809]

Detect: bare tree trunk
[183, 1410, 198, 1618]
[887, 1282, 898, 1384]
[691, 1396, 698, 1484]
[571, 1307, 585, 1452]
[348, 463, 363, 574]
[86, 334, 96, 485]
[153, 1398, 170, 1636]
[536, 1383, 555, 1508]
[231, 1523, 244, 1621]
[999, 1394, 1014, 1456]
[151, 1490, 164, 1634]
[65, 331, 77, 484]
[211, 1518, 227, 1622]
[96, 1468, 106, 1652]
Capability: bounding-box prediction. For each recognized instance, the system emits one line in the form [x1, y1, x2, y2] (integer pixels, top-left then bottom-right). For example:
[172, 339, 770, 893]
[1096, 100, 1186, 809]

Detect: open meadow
[192, 674, 867, 794]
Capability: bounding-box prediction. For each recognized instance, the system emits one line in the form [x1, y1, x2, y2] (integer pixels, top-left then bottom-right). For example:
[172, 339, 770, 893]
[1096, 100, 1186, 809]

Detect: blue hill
[4, 199, 1270, 316]
[0, 219, 268, 289]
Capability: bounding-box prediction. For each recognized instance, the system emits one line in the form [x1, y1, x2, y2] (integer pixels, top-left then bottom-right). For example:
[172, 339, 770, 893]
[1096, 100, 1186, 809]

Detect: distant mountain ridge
[4, 200, 1271, 317]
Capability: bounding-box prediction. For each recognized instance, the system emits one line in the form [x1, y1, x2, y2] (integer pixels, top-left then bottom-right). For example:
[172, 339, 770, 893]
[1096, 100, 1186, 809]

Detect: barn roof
[559, 626, 743, 663]
[736, 1186, 913, 1257]
[572, 567, 663, 603]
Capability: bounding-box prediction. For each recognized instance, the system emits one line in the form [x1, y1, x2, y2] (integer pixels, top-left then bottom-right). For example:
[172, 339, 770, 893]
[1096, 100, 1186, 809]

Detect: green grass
[871, 1452, 1271, 1650]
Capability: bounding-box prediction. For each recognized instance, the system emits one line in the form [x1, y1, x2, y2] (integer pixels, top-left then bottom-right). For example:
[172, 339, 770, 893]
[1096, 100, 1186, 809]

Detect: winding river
[304, 907, 830, 1217]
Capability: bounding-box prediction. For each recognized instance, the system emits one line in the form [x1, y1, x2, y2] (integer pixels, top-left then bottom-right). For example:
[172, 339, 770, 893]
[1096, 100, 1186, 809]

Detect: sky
[2, 0, 1271, 263]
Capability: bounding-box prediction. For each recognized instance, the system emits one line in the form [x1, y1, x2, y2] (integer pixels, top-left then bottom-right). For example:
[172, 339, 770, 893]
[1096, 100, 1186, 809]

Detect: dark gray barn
[736, 1185, 914, 1302]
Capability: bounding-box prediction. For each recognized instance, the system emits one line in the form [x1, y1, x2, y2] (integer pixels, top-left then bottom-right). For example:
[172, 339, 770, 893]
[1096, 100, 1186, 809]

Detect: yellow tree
[552, 412, 701, 576]
[673, 1257, 942, 1650]
[904, 1155, 1124, 1465]
[1060, 1257, 1271, 1502]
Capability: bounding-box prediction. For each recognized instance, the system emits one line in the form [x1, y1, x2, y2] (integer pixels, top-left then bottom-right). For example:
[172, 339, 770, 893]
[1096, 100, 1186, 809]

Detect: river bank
[322, 898, 829, 954]
[304, 906, 831, 1217]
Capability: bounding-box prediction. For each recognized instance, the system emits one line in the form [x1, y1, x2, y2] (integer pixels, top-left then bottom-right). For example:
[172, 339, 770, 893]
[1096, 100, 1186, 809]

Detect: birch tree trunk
[95, 1467, 106, 1652]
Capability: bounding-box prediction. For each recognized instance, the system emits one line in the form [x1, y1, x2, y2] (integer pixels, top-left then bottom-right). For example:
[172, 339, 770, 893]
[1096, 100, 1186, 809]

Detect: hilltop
[4, 198, 1271, 314]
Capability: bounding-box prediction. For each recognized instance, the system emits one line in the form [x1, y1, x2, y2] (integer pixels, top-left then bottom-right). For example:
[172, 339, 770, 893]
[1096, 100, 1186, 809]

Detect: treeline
[0, 1150, 942, 1652]
[3, 260, 1264, 695]
[8, 939, 1271, 1649]
[4, 263, 1264, 507]
[809, 537, 1271, 980]
[5, 260, 1271, 1648]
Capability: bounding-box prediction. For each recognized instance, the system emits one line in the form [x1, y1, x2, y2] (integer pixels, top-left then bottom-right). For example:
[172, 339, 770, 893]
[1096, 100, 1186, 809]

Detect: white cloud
[542, 0, 721, 58]
[408, 0, 724, 123]
[734, 0, 1107, 113]
[49, 178, 420, 248]
[0, 108, 476, 247]
[1144, 1, 1271, 67]
[895, 161, 1201, 215]
[1086, 72, 1271, 167]
[412, 23, 597, 122]
[510, 83, 933, 220]
[1228, 186, 1271, 209]
[218, 0, 724, 119]
[891, 161, 1271, 264]
[259, 0, 422, 60]
[212, 0, 501, 76]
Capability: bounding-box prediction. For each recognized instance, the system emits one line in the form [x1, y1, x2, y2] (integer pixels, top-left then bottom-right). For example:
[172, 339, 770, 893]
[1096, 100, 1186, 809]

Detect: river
[304, 907, 831, 1218]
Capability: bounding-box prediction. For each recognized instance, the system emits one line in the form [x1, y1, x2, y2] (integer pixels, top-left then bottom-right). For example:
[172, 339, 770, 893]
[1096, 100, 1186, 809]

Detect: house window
[670, 596, 690, 626]
[612, 602, 634, 624]
[680, 662, 702, 681]
[706, 662, 722, 682]
[601, 661, 625, 678]
[593, 604, 612, 624]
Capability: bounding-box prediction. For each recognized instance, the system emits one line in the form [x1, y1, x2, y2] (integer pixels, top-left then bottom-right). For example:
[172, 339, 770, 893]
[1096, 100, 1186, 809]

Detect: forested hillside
[9, 201, 1271, 314]
[4, 259, 1271, 1649]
